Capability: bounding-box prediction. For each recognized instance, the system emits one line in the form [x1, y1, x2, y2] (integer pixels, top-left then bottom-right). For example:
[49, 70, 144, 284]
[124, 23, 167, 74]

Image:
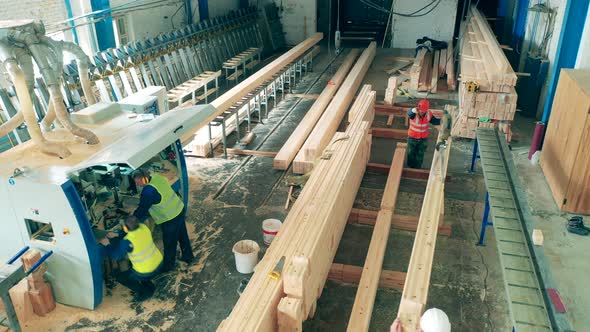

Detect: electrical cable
[360, 0, 442, 17]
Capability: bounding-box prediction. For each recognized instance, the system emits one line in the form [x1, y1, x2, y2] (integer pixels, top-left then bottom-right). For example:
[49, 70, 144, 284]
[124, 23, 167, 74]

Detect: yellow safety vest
[124, 224, 163, 274]
[146, 174, 184, 224]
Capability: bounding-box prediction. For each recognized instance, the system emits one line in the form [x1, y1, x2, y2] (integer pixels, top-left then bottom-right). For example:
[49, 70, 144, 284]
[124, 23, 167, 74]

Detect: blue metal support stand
[470, 137, 480, 173]
[477, 192, 493, 246]
[198, 0, 209, 21]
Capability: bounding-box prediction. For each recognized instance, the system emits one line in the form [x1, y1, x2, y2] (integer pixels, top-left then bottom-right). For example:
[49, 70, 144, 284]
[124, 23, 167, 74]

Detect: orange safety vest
[408, 110, 433, 139]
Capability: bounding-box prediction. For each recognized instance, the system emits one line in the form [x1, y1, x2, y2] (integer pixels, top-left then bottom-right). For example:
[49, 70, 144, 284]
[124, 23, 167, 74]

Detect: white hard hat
[420, 308, 451, 332]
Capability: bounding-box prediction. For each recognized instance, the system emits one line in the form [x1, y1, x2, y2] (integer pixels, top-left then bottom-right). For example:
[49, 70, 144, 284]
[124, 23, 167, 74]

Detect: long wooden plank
[328, 264, 406, 290]
[347, 144, 406, 331]
[292, 42, 376, 174]
[395, 131, 452, 330]
[181, 33, 323, 144]
[273, 49, 360, 170]
[226, 148, 278, 157]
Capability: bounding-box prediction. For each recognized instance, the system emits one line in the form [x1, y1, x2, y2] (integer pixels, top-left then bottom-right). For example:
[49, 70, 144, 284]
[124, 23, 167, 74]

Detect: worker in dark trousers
[132, 169, 194, 272]
[100, 217, 162, 301]
[406, 99, 441, 169]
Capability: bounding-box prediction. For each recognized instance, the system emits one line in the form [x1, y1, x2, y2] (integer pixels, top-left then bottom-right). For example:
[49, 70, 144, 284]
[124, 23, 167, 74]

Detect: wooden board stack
[456, 6, 518, 141]
[293, 42, 376, 174]
[218, 86, 375, 332]
[273, 49, 361, 170]
[409, 44, 455, 92]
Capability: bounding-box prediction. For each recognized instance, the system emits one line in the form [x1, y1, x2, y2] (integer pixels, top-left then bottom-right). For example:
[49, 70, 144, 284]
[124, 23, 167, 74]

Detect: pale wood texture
[430, 51, 439, 93]
[347, 144, 406, 331]
[410, 49, 427, 90]
[328, 264, 406, 290]
[292, 42, 376, 174]
[217, 86, 373, 331]
[226, 148, 278, 157]
[273, 49, 360, 170]
[9, 279, 34, 324]
[395, 129, 452, 331]
[447, 41, 456, 91]
[182, 33, 323, 148]
[384, 76, 399, 105]
[540, 69, 590, 214]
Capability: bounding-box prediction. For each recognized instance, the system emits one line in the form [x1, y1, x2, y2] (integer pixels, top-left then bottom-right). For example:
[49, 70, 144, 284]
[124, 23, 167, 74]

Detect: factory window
[25, 219, 56, 243]
[113, 16, 130, 47]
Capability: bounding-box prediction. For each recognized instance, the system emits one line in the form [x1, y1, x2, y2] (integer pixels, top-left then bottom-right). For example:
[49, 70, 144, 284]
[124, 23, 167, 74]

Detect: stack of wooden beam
[292, 42, 376, 174]
[409, 42, 455, 92]
[456, 6, 518, 141]
[273, 49, 361, 170]
[218, 86, 375, 331]
[384, 76, 399, 105]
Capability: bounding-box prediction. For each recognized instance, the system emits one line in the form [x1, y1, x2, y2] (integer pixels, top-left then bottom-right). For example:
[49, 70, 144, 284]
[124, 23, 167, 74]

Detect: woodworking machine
[0, 103, 214, 310]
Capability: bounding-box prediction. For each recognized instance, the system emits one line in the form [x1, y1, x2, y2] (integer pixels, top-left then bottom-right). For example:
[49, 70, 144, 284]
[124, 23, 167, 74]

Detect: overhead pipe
[0, 41, 71, 158]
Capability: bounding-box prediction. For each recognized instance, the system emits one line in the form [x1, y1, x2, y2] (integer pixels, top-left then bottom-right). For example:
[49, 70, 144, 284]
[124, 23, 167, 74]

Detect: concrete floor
[18, 47, 584, 331]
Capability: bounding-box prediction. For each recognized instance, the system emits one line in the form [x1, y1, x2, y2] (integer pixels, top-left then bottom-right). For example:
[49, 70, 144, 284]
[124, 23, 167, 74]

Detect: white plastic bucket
[232, 240, 260, 274]
[262, 219, 283, 245]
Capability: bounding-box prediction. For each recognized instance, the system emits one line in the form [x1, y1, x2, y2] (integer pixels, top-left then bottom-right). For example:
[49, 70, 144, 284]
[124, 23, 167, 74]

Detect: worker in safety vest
[391, 308, 451, 332]
[132, 169, 194, 272]
[406, 99, 441, 168]
[99, 216, 163, 301]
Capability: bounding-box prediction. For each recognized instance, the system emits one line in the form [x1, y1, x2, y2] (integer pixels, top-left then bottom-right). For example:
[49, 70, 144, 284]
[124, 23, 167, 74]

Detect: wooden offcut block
[29, 283, 56, 316]
[21, 250, 42, 272]
[9, 279, 34, 323]
[532, 229, 544, 246]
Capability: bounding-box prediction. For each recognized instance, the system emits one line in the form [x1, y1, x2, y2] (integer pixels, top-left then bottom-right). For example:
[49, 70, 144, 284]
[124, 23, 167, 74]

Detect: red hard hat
[417, 99, 430, 111]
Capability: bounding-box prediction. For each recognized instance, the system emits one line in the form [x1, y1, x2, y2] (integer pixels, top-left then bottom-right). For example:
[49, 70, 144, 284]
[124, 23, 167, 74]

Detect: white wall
[575, 5, 590, 69]
[209, 0, 241, 18]
[391, 0, 458, 48]
[111, 0, 188, 41]
[274, 0, 317, 45]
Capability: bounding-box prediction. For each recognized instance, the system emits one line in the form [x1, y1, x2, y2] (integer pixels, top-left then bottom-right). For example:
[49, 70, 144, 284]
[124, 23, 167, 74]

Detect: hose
[0, 45, 71, 157]
[53, 39, 97, 105]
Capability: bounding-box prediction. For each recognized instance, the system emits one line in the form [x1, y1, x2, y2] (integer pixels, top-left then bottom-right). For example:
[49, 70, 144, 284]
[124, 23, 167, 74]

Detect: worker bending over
[100, 217, 162, 301]
[132, 169, 194, 272]
[406, 99, 441, 168]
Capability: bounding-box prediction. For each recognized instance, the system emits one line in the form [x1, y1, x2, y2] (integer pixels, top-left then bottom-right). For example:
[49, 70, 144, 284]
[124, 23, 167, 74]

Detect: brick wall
[0, 0, 68, 32]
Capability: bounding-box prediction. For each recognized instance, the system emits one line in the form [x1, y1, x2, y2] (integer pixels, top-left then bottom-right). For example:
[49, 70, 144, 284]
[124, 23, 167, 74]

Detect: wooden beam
[395, 131, 452, 330]
[348, 144, 406, 331]
[348, 208, 452, 237]
[430, 51, 440, 93]
[328, 264, 406, 290]
[217, 88, 373, 330]
[293, 42, 376, 174]
[182, 33, 323, 151]
[370, 127, 408, 139]
[226, 148, 278, 157]
[273, 49, 360, 170]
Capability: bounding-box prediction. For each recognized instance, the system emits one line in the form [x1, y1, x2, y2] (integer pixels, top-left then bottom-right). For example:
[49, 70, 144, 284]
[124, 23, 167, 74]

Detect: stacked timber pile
[455, 6, 518, 141]
[409, 42, 456, 93]
[218, 86, 375, 331]
[292, 42, 376, 174]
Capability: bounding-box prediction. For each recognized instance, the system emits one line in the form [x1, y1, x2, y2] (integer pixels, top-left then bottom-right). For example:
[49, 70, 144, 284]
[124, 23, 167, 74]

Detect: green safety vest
[146, 174, 184, 224]
[124, 223, 163, 274]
